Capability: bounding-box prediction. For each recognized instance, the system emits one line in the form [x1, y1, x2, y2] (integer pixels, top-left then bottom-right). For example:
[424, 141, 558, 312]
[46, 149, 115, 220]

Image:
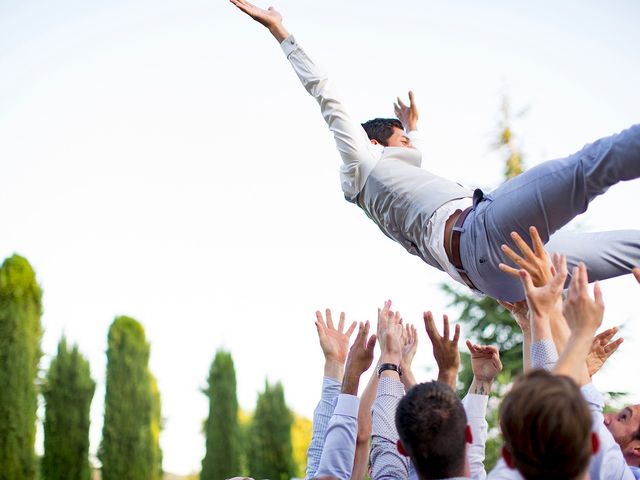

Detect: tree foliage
[99, 316, 161, 480]
[42, 337, 96, 480]
[291, 413, 312, 479]
[0, 254, 43, 480]
[247, 381, 295, 480]
[201, 350, 241, 480]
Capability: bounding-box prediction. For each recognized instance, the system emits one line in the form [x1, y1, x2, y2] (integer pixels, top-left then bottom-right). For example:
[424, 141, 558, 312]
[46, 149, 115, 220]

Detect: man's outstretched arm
[230, 0, 379, 200]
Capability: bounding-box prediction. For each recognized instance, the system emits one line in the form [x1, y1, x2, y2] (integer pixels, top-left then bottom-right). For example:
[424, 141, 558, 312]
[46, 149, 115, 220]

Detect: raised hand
[229, 0, 289, 42]
[315, 309, 357, 380]
[424, 311, 460, 390]
[518, 253, 567, 320]
[587, 327, 624, 377]
[400, 323, 418, 389]
[499, 226, 553, 287]
[467, 341, 502, 382]
[499, 299, 530, 334]
[342, 321, 377, 395]
[563, 263, 604, 336]
[376, 300, 404, 365]
[394, 91, 419, 132]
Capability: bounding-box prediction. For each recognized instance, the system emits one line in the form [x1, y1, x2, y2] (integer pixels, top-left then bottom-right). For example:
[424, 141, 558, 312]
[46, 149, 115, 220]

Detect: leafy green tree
[248, 381, 295, 480]
[42, 337, 96, 480]
[201, 350, 242, 480]
[0, 254, 43, 480]
[99, 316, 160, 480]
[149, 373, 163, 480]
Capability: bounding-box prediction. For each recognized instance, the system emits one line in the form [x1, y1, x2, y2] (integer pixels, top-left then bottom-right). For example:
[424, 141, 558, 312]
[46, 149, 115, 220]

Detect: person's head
[605, 404, 640, 467]
[500, 370, 597, 480]
[361, 118, 412, 147]
[395, 381, 470, 479]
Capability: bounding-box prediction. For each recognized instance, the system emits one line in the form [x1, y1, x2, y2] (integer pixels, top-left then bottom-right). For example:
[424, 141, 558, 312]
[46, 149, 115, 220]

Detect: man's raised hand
[400, 323, 418, 389]
[499, 226, 553, 287]
[342, 321, 377, 395]
[467, 341, 502, 396]
[394, 91, 419, 132]
[424, 311, 460, 391]
[563, 263, 604, 336]
[315, 309, 357, 381]
[518, 252, 567, 321]
[376, 300, 404, 367]
[229, 0, 289, 42]
[587, 327, 624, 378]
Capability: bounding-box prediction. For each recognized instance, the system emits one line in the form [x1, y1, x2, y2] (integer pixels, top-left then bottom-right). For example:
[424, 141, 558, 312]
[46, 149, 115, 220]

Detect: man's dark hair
[500, 370, 592, 480]
[361, 118, 404, 146]
[395, 381, 467, 479]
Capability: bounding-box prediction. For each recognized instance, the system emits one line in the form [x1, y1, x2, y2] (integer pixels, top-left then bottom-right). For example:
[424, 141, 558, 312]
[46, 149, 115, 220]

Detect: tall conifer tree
[201, 350, 241, 480]
[99, 316, 159, 480]
[248, 381, 295, 480]
[0, 254, 43, 480]
[42, 338, 95, 480]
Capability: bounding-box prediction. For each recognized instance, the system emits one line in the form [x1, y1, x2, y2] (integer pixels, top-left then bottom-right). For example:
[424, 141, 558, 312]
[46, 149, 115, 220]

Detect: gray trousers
[459, 124, 640, 302]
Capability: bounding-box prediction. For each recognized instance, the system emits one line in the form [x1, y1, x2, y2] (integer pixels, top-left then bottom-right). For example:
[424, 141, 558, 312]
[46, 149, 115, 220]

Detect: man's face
[604, 404, 640, 465]
[385, 127, 412, 148]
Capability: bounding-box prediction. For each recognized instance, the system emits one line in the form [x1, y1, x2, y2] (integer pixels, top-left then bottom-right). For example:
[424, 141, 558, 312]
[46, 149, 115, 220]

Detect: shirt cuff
[280, 34, 297, 57]
[461, 393, 489, 418]
[334, 394, 360, 417]
[378, 376, 405, 397]
[321, 376, 342, 400]
[581, 382, 604, 409]
[531, 338, 558, 370]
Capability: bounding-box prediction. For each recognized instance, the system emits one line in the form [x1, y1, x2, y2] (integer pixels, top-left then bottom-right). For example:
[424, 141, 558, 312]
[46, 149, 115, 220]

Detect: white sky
[1, 0, 639, 475]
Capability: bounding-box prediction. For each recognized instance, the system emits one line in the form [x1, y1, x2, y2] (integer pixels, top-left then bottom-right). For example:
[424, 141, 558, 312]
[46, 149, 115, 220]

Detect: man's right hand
[424, 311, 460, 390]
[315, 309, 357, 381]
[230, 0, 290, 43]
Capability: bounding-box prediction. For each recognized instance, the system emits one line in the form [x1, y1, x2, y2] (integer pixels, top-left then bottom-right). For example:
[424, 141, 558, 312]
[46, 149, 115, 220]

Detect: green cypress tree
[201, 350, 241, 480]
[0, 254, 43, 480]
[99, 316, 155, 480]
[248, 381, 295, 480]
[149, 373, 163, 480]
[42, 337, 96, 480]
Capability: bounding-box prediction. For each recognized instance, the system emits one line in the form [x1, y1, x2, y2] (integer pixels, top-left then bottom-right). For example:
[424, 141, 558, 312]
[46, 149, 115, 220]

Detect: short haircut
[396, 381, 467, 479]
[500, 370, 592, 480]
[361, 118, 404, 146]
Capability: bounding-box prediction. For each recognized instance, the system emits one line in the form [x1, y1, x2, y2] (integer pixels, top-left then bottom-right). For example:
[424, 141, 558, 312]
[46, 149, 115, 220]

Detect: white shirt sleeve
[305, 376, 341, 479]
[462, 393, 489, 480]
[581, 383, 635, 480]
[530, 338, 558, 370]
[487, 458, 524, 479]
[371, 377, 410, 479]
[280, 35, 380, 201]
[315, 394, 360, 480]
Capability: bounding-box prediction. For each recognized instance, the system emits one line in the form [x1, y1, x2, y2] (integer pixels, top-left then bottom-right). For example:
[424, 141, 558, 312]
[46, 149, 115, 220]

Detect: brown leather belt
[445, 206, 478, 292]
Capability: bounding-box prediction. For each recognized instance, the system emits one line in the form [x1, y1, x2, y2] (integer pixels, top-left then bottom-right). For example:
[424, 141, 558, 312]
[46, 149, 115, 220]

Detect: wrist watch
[378, 363, 402, 377]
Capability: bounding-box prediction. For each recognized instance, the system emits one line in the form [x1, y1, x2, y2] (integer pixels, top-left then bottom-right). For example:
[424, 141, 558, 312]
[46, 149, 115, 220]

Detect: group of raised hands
[314, 300, 503, 395]
[498, 226, 637, 384]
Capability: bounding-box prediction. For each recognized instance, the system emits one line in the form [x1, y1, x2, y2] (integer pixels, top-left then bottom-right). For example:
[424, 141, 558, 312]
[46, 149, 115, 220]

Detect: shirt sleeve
[581, 383, 635, 480]
[407, 130, 424, 159]
[315, 394, 360, 479]
[280, 35, 380, 201]
[462, 393, 489, 480]
[530, 338, 558, 370]
[371, 377, 410, 479]
[305, 376, 341, 479]
[487, 458, 524, 479]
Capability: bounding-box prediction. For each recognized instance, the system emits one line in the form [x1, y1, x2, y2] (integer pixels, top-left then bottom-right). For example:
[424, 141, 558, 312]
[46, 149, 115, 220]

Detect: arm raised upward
[230, 0, 380, 200]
